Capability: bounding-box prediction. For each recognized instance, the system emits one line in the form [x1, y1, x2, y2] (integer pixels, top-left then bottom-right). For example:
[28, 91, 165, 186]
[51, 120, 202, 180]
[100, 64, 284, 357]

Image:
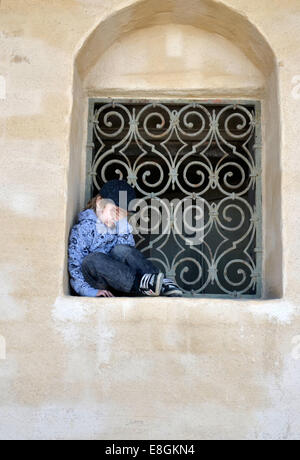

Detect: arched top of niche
[75, 0, 276, 85]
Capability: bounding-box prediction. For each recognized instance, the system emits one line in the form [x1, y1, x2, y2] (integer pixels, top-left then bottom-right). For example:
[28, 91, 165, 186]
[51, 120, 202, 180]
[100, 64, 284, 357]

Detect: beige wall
[0, 0, 300, 439]
[84, 23, 265, 93]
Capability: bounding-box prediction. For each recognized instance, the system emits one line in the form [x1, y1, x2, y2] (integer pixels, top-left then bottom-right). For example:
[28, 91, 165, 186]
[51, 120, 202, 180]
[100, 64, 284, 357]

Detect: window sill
[53, 294, 293, 325]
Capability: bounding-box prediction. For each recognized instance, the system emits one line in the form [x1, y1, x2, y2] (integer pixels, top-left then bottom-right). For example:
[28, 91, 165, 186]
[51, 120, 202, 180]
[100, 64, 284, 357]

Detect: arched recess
[63, 0, 282, 299]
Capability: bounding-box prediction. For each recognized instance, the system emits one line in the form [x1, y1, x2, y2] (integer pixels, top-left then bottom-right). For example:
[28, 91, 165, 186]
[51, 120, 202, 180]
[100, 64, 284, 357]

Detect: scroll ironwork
[85, 99, 262, 299]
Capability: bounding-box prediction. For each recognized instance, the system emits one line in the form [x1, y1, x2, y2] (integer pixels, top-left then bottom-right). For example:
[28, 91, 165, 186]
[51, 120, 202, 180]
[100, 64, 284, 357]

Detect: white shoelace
[163, 278, 176, 285]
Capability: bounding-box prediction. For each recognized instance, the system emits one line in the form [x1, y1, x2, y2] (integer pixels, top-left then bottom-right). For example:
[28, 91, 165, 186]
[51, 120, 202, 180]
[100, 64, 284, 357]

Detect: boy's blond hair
[83, 194, 112, 213]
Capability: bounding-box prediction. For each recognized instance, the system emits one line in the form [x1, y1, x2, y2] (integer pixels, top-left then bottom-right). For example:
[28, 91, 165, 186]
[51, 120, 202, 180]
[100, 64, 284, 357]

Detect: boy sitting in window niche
[68, 179, 183, 297]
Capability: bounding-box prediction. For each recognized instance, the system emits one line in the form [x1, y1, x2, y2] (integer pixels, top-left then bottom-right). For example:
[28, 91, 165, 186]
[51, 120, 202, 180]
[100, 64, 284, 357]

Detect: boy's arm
[68, 223, 99, 297]
[116, 217, 136, 247]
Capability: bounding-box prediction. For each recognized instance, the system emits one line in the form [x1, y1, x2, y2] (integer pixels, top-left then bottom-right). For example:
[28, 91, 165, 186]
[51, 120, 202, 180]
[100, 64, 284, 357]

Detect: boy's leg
[109, 244, 163, 276]
[81, 252, 138, 294]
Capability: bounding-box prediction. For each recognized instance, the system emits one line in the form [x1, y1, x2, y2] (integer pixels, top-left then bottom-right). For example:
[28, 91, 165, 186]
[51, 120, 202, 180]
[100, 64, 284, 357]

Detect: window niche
[65, 0, 282, 300]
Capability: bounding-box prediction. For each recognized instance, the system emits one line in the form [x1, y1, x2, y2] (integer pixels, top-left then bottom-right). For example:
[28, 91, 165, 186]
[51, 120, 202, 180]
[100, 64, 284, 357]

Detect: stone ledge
[52, 294, 295, 325]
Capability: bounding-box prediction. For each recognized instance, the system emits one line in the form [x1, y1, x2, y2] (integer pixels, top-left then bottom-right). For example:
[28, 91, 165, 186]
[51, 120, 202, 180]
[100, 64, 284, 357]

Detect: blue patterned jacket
[68, 208, 135, 297]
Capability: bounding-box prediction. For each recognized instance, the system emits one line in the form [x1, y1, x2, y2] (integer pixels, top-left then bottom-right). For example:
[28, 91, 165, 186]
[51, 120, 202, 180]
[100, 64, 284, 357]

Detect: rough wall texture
[0, 0, 300, 440]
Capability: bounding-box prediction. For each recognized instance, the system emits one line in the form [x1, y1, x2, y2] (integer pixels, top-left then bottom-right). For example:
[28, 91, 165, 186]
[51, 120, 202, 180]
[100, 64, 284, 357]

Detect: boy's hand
[96, 290, 115, 297]
[115, 207, 128, 221]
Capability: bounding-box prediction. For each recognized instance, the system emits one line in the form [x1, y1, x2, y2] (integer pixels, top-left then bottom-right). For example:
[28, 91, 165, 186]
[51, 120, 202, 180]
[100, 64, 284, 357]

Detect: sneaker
[161, 278, 183, 297]
[139, 272, 164, 296]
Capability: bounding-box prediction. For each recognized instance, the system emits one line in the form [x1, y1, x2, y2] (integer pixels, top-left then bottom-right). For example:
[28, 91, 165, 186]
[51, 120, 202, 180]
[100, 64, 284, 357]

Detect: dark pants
[81, 244, 161, 296]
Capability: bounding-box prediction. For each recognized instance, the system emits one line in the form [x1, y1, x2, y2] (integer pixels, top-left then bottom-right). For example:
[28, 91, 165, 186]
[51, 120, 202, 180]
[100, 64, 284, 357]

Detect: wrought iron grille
[85, 98, 262, 299]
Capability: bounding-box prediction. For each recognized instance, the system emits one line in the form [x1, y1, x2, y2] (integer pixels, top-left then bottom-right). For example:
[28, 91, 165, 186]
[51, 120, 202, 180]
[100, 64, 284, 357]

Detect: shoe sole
[163, 288, 184, 297]
[155, 272, 164, 296]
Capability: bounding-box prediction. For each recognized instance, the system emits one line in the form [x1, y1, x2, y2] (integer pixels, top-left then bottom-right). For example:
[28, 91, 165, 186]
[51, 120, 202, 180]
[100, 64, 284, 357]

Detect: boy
[68, 179, 183, 297]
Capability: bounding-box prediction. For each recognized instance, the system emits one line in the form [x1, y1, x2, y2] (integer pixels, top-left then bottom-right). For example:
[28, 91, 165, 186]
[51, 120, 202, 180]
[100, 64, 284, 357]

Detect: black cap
[98, 179, 137, 213]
